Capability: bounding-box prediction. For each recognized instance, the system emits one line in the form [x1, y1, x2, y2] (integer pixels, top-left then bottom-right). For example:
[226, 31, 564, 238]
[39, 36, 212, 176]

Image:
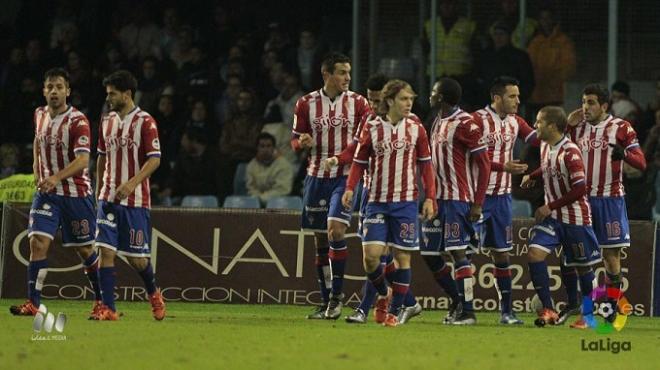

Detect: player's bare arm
[32, 136, 40, 186]
[116, 156, 160, 200]
[38, 153, 89, 193]
[96, 154, 106, 200]
[503, 159, 528, 174]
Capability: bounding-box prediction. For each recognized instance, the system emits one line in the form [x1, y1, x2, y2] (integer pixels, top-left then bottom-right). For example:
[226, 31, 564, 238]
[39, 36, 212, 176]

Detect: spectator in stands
[218, 88, 264, 200]
[213, 74, 243, 126]
[423, 0, 477, 106]
[203, 4, 235, 61]
[159, 127, 221, 204]
[487, 0, 538, 49]
[159, 7, 181, 59]
[0, 143, 20, 180]
[177, 45, 214, 100]
[24, 39, 45, 83]
[246, 132, 293, 206]
[261, 104, 298, 165]
[118, 4, 161, 61]
[527, 7, 575, 119]
[264, 71, 303, 127]
[0, 46, 25, 92]
[644, 109, 660, 219]
[611, 80, 643, 133]
[475, 21, 534, 106]
[170, 25, 195, 69]
[295, 28, 324, 91]
[135, 57, 163, 114]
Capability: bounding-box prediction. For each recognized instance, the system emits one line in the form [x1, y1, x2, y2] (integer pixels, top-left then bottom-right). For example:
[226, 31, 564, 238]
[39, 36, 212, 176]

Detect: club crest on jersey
[373, 138, 413, 156]
[576, 137, 609, 151]
[152, 138, 160, 150]
[77, 136, 89, 146]
[312, 115, 351, 131]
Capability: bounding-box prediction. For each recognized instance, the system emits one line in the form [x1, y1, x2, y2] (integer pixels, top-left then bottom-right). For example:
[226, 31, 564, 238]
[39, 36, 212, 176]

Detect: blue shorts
[588, 196, 631, 249]
[529, 217, 602, 267]
[28, 192, 96, 247]
[476, 194, 513, 251]
[301, 175, 352, 232]
[361, 201, 419, 250]
[421, 200, 476, 255]
[96, 201, 151, 257]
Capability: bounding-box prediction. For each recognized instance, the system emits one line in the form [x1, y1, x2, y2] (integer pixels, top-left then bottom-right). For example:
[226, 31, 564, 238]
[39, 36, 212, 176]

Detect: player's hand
[421, 198, 436, 222]
[323, 156, 339, 170]
[610, 143, 626, 161]
[298, 134, 314, 149]
[37, 175, 59, 193]
[567, 109, 583, 127]
[521, 174, 536, 189]
[341, 190, 354, 209]
[534, 204, 552, 223]
[116, 180, 137, 200]
[504, 160, 528, 174]
[468, 203, 482, 222]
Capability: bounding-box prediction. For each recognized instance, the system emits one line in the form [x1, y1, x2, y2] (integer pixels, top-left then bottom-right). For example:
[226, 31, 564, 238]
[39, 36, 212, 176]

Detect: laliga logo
[582, 285, 631, 334]
[32, 304, 67, 341]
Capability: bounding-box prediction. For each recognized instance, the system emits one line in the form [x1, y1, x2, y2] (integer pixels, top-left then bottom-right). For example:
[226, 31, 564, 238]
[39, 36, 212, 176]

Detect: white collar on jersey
[485, 104, 508, 122]
[549, 135, 569, 149]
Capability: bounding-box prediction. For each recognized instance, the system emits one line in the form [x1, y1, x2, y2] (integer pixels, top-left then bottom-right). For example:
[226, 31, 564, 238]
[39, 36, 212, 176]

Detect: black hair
[439, 77, 462, 106]
[102, 70, 138, 98]
[44, 68, 70, 87]
[256, 132, 276, 146]
[583, 84, 610, 105]
[611, 80, 630, 97]
[365, 73, 389, 91]
[321, 52, 351, 74]
[490, 76, 519, 99]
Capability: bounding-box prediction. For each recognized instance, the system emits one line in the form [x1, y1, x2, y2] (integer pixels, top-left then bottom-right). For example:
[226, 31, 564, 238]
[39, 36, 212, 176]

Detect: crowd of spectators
[0, 0, 659, 219]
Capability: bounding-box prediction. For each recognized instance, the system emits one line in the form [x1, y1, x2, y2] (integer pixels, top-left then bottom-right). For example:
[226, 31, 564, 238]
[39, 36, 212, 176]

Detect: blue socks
[99, 267, 116, 311]
[83, 252, 101, 300]
[329, 240, 347, 296]
[529, 261, 553, 309]
[424, 255, 460, 302]
[138, 262, 157, 295]
[494, 262, 512, 314]
[27, 259, 48, 306]
[560, 264, 579, 308]
[579, 270, 596, 315]
[389, 268, 411, 315]
[366, 264, 389, 296]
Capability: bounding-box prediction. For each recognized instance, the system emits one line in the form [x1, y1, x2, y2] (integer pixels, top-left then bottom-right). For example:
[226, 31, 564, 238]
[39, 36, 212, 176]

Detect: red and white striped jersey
[473, 106, 536, 195]
[97, 107, 161, 208]
[353, 115, 431, 202]
[34, 105, 92, 197]
[567, 115, 640, 197]
[540, 136, 591, 225]
[293, 89, 369, 178]
[430, 109, 487, 202]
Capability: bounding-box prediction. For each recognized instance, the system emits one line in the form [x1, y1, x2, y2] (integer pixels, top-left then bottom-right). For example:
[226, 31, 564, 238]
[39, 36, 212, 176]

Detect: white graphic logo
[78, 135, 89, 146]
[152, 138, 160, 150]
[319, 199, 327, 206]
[32, 304, 67, 341]
[107, 213, 115, 221]
[43, 204, 51, 210]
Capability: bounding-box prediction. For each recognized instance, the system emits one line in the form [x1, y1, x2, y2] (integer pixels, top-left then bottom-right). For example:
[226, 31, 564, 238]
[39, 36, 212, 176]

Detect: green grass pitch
[1, 299, 659, 370]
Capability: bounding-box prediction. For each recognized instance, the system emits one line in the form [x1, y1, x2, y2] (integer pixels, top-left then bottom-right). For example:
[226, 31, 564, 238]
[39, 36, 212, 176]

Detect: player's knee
[127, 257, 148, 271]
[327, 224, 346, 241]
[491, 251, 509, 264]
[527, 247, 546, 262]
[75, 245, 95, 259]
[98, 247, 116, 266]
[393, 250, 411, 269]
[29, 236, 50, 258]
